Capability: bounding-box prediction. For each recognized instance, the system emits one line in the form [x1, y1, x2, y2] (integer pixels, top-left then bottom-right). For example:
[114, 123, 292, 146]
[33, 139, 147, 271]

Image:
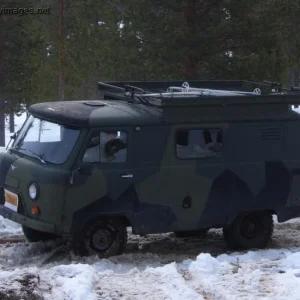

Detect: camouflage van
[1, 80, 300, 258]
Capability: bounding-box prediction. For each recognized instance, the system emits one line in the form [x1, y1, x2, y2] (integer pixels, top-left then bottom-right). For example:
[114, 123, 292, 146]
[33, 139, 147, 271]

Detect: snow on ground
[2, 111, 300, 299]
[0, 215, 22, 237]
[1, 220, 300, 300]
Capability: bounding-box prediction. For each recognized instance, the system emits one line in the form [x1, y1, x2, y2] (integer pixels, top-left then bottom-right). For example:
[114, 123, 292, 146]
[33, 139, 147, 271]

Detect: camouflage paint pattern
[1, 100, 300, 236]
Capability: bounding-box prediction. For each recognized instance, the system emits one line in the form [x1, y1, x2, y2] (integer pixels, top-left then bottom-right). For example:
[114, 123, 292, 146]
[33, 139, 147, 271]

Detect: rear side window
[83, 131, 127, 163]
[175, 129, 223, 159]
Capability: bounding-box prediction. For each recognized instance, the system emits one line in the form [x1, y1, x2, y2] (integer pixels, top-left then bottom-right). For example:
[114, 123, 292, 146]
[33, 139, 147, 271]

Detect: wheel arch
[76, 214, 132, 234]
[226, 209, 276, 225]
[223, 209, 274, 250]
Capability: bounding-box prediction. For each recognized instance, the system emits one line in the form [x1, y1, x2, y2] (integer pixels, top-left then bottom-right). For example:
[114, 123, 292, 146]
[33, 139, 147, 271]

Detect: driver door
[63, 126, 134, 233]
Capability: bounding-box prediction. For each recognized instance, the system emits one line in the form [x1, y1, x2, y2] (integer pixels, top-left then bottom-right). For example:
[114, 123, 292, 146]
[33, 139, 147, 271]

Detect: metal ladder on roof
[165, 82, 262, 96]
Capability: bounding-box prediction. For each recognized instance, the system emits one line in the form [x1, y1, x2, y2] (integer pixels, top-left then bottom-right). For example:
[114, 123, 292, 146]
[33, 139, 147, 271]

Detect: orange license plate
[4, 189, 18, 212]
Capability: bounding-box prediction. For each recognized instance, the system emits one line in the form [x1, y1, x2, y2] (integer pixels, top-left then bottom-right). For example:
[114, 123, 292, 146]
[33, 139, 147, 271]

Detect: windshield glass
[12, 115, 80, 164]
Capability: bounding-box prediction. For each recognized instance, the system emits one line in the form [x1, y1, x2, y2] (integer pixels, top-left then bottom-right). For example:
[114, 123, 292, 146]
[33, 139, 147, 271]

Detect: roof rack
[97, 80, 300, 107]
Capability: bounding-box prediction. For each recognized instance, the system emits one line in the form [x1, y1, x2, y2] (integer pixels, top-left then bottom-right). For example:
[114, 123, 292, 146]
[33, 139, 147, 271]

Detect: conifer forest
[0, 0, 300, 145]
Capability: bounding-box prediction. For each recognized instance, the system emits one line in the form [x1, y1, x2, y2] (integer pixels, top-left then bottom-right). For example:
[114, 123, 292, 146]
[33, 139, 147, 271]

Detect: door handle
[121, 174, 133, 178]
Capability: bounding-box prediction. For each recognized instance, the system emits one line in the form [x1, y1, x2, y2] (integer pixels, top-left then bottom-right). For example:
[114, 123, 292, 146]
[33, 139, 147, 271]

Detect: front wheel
[223, 212, 274, 250]
[22, 225, 58, 242]
[73, 218, 127, 258]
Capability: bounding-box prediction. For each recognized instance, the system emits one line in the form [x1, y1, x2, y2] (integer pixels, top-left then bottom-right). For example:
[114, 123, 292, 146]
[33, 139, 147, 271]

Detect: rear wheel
[223, 212, 273, 250]
[22, 225, 58, 242]
[73, 218, 127, 258]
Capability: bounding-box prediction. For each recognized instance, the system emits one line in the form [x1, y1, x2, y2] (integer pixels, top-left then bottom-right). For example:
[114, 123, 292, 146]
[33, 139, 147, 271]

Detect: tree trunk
[58, 0, 65, 101]
[9, 111, 14, 133]
[184, 0, 197, 79]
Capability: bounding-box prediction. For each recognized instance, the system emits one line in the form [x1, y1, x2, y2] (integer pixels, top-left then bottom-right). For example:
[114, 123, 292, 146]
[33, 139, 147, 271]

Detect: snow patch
[217, 248, 290, 264]
[41, 264, 98, 300]
[280, 251, 300, 270]
[148, 263, 204, 300]
[0, 215, 23, 237]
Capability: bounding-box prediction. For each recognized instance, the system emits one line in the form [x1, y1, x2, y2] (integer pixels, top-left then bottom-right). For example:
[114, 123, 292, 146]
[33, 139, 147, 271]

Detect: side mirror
[6, 130, 20, 150]
[11, 129, 21, 139]
[10, 132, 17, 140]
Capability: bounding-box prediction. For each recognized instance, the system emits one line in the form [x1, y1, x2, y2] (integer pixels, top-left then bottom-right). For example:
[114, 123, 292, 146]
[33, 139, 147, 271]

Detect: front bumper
[0, 204, 55, 234]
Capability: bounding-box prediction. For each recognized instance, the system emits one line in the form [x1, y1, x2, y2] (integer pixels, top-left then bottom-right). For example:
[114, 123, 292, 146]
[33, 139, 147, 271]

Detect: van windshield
[12, 115, 80, 164]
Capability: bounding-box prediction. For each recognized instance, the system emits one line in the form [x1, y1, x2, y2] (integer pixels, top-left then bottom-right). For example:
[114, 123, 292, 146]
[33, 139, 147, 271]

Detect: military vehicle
[1, 80, 300, 258]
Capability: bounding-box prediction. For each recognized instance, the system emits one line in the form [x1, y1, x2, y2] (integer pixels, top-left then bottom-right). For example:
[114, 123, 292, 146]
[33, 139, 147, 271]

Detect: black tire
[174, 229, 208, 238]
[22, 225, 58, 242]
[223, 212, 274, 250]
[73, 218, 127, 258]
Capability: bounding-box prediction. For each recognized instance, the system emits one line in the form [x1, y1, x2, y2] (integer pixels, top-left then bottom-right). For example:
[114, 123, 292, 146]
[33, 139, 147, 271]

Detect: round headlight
[29, 183, 38, 200]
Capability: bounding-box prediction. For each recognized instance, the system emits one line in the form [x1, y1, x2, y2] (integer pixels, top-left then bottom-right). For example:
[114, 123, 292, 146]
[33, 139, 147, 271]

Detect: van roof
[28, 100, 164, 127]
[28, 97, 300, 128]
[28, 80, 300, 127]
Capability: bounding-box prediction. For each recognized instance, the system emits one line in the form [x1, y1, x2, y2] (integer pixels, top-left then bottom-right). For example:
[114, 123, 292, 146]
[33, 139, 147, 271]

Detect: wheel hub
[241, 216, 262, 239]
[91, 228, 113, 251]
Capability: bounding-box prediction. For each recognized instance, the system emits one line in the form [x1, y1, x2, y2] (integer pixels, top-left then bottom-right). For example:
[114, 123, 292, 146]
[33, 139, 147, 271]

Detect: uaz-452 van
[1, 80, 300, 258]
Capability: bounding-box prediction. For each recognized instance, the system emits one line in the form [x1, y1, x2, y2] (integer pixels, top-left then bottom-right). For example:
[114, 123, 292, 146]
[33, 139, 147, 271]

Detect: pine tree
[2, 0, 299, 128]
[113, 0, 291, 82]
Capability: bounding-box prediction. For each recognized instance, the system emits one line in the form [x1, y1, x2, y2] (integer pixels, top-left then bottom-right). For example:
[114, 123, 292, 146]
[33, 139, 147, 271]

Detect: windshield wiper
[9, 147, 46, 164]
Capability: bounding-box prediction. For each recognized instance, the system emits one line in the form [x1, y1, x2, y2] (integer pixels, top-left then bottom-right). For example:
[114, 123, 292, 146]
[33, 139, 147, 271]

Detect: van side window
[175, 129, 223, 159]
[83, 131, 128, 163]
[100, 131, 127, 163]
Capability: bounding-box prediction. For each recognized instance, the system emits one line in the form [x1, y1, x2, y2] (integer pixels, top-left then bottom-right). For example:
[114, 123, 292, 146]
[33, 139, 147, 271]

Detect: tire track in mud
[0, 238, 68, 271]
[177, 268, 217, 300]
[0, 236, 25, 244]
[1, 221, 300, 264]
[1, 223, 300, 270]
[176, 260, 231, 300]
[93, 263, 204, 300]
